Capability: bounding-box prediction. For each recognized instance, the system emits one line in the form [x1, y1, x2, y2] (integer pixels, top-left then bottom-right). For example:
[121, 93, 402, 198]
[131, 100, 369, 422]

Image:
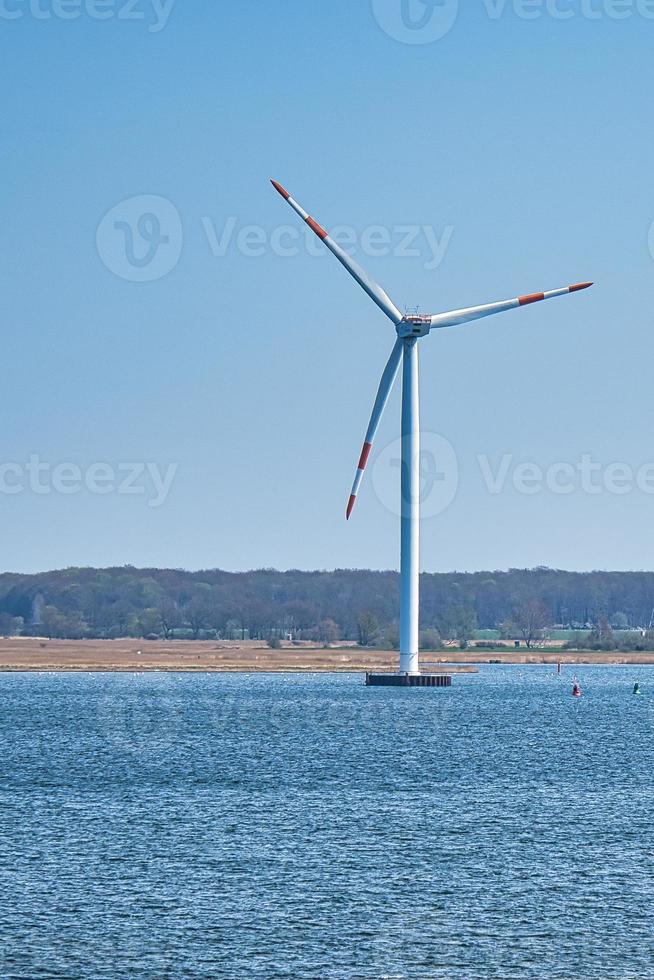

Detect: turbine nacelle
[397, 315, 432, 339]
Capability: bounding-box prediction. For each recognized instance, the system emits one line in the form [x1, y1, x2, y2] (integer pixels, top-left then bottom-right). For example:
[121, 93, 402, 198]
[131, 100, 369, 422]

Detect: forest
[0, 566, 653, 647]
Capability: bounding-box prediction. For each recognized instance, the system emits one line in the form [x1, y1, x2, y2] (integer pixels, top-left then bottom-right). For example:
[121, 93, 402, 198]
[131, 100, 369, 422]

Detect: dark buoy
[634, 682, 641, 696]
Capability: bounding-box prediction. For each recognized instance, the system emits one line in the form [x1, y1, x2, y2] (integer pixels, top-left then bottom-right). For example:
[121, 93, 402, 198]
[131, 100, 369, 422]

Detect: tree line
[1, 565, 654, 645]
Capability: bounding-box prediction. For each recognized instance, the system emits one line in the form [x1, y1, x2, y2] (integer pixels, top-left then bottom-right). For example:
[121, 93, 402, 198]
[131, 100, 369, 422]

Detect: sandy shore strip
[0, 638, 473, 673]
[0, 638, 651, 672]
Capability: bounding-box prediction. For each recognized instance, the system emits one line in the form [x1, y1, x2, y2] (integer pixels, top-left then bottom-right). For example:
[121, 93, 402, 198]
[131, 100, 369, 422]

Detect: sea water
[1, 667, 653, 979]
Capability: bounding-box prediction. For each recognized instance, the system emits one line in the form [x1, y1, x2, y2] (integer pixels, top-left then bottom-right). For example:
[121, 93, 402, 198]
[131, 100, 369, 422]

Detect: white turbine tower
[271, 179, 592, 684]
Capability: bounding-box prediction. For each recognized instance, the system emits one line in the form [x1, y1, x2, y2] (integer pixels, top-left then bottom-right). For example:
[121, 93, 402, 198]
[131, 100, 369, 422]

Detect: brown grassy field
[0, 638, 472, 672]
[0, 637, 651, 671]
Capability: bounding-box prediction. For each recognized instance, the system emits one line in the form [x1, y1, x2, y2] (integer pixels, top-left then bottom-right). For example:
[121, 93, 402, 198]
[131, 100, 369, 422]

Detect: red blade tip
[270, 179, 290, 200]
[570, 282, 593, 292]
[346, 495, 356, 520]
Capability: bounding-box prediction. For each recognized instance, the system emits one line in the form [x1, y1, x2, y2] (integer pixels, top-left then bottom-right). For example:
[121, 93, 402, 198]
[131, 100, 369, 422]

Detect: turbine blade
[346, 338, 403, 520]
[429, 282, 593, 330]
[270, 179, 402, 325]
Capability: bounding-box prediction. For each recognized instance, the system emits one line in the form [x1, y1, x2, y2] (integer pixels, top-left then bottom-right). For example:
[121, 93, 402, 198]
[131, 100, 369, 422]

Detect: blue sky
[1, 0, 653, 574]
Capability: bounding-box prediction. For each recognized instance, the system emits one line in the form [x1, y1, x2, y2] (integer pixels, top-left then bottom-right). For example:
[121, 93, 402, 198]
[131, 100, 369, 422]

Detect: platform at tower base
[365, 672, 452, 688]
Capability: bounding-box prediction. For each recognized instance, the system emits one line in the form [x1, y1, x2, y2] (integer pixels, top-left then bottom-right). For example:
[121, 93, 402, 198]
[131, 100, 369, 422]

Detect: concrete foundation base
[365, 672, 452, 688]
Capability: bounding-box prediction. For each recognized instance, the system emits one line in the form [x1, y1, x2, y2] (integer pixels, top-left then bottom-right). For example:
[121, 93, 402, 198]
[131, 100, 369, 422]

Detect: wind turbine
[271, 179, 592, 679]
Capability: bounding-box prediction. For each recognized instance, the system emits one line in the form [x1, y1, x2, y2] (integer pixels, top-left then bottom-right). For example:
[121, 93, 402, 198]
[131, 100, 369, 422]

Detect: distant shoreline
[0, 638, 652, 672]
